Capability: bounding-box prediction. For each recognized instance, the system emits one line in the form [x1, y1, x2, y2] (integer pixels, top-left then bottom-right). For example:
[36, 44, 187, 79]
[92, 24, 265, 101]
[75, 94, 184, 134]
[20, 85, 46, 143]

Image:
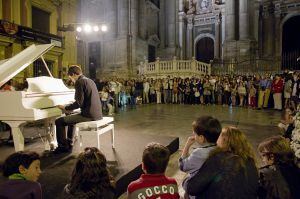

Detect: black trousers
[55, 113, 92, 149]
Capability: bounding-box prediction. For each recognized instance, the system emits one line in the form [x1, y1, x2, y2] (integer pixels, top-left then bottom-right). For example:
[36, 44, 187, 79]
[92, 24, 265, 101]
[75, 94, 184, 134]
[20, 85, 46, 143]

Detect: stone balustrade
[139, 57, 211, 78]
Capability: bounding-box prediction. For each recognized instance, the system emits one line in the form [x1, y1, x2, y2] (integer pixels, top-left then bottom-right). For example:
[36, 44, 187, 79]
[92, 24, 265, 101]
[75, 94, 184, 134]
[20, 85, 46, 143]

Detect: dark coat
[65, 75, 102, 120]
[62, 184, 116, 199]
[258, 164, 300, 199]
[186, 151, 259, 199]
[0, 180, 42, 199]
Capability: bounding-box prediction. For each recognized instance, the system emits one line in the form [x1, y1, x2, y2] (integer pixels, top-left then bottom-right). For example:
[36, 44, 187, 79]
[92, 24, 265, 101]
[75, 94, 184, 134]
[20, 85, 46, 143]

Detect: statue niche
[196, 0, 212, 13]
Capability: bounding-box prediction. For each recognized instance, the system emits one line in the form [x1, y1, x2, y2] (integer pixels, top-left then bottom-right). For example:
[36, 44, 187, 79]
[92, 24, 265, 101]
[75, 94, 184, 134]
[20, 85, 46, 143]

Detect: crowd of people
[97, 70, 300, 115]
[0, 116, 299, 199]
[1, 68, 300, 198]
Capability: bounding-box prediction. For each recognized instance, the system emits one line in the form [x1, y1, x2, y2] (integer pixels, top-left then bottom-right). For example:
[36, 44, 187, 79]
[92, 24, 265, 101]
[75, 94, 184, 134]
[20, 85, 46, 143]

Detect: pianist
[54, 65, 102, 154]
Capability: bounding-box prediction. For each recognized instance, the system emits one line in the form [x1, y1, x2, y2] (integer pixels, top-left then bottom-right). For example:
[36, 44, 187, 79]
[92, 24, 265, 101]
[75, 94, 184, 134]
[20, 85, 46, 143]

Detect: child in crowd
[186, 127, 258, 199]
[179, 116, 222, 199]
[278, 108, 295, 138]
[0, 151, 42, 199]
[258, 136, 300, 199]
[100, 87, 109, 113]
[127, 142, 180, 199]
[63, 147, 115, 199]
[107, 92, 115, 115]
[249, 83, 257, 108]
[231, 83, 237, 106]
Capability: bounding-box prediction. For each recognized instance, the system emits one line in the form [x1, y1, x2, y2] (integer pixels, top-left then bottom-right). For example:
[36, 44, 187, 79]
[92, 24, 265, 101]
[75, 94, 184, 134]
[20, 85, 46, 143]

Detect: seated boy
[127, 142, 179, 199]
[179, 116, 222, 198]
[0, 151, 42, 199]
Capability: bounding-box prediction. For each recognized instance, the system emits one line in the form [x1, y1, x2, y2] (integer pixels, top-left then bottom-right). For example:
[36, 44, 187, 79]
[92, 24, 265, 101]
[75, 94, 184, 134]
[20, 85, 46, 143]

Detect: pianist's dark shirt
[65, 75, 102, 120]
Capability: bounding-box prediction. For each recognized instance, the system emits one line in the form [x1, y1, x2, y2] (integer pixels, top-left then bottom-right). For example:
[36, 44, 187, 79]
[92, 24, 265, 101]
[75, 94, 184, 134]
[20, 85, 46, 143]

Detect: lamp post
[58, 22, 108, 79]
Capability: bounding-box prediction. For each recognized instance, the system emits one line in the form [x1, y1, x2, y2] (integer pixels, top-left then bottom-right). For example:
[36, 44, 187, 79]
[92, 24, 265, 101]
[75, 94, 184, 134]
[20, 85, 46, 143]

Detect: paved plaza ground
[115, 104, 281, 198]
[0, 104, 281, 198]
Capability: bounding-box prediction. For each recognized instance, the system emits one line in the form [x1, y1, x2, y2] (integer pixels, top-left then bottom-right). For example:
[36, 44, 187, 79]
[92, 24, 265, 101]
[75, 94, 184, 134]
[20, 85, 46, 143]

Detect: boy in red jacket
[127, 142, 180, 199]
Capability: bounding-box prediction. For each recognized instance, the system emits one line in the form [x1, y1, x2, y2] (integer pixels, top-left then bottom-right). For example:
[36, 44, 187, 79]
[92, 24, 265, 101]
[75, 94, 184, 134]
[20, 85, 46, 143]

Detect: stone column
[159, 0, 166, 48]
[178, 11, 186, 59]
[117, 0, 129, 37]
[165, 0, 176, 48]
[186, 16, 194, 59]
[274, 7, 281, 57]
[225, 0, 236, 40]
[221, 9, 225, 59]
[214, 13, 221, 59]
[138, 0, 147, 39]
[239, 0, 249, 40]
[274, 8, 281, 70]
[262, 10, 274, 57]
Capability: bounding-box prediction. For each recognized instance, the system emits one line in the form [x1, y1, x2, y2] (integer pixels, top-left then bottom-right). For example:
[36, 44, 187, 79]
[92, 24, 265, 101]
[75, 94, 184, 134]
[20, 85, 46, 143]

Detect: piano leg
[3, 121, 25, 151]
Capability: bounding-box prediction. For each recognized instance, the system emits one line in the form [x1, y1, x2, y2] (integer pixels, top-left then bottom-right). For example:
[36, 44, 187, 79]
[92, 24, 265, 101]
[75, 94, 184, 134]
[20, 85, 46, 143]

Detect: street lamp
[75, 23, 108, 33]
[58, 22, 108, 33]
[101, 25, 108, 32]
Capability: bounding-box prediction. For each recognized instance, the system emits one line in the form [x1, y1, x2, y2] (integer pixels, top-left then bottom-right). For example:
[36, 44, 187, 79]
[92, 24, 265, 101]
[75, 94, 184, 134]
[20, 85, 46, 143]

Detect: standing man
[55, 65, 102, 153]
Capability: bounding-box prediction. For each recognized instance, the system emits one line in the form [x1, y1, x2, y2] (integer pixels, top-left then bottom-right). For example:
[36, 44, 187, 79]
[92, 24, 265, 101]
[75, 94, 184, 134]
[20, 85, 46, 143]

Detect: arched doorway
[282, 15, 300, 70]
[195, 37, 214, 63]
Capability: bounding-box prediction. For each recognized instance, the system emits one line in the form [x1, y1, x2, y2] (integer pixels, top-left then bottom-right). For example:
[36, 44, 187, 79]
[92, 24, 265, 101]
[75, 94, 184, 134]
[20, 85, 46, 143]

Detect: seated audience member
[179, 116, 222, 198]
[127, 142, 180, 199]
[258, 136, 300, 199]
[186, 127, 259, 199]
[0, 151, 42, 199]
[278, 108, 295, 139]
[0, 80, 15, 92]
[63, 147, 115, 199]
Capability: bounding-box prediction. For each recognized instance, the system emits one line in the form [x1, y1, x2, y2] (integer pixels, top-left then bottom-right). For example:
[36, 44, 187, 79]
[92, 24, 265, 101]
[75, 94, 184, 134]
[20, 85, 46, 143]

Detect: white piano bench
[75, 117, 115, 151]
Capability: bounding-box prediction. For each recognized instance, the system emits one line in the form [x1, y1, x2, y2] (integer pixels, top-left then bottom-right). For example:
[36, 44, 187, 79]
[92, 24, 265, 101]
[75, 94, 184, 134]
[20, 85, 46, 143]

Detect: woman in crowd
[0, 151, 42, 199]
[272, 74, 284, 110]
[203, 79, 211, 105]
[238, 81, 247, 107]
[284, 74, 293, 109]
[63, 147, 116, 199]
[186, 126, 258, 199]
[258, 136, 300, 199]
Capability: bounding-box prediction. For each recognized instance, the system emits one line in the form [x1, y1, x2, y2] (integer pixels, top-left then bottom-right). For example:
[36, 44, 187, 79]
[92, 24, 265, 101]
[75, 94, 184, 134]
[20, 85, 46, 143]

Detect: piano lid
[0, 44, 54, 88]
[26, 76, 72, 93]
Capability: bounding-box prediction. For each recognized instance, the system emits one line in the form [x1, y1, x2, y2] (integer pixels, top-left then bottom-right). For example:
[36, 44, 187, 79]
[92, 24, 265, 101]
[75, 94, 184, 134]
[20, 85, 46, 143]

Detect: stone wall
[0, 0, 77, 83]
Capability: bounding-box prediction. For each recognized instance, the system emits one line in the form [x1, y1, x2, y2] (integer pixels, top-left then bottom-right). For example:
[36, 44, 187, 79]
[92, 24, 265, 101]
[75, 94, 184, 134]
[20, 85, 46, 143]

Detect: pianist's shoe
[52, 146, 72, 154]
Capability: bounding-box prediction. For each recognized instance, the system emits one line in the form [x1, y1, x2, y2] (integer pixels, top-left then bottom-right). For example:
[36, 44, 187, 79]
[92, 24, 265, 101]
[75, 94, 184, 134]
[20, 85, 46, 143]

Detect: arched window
[150, 0, 160, 8]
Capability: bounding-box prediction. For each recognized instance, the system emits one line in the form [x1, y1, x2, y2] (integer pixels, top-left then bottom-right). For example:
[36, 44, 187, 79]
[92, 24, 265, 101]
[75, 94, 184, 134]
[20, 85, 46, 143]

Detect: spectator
[143, 79, 150, 104]
[238, 82, 247, 107]
[258, 136, 300, 199]
[0, 151, 42, 199]
[63, 147, 115, 199]
[278, 108, 295, 139]
[179, 116, 222, 199]
[155, 79, 162, 104]
[127, 142, 179, 199]
[272, 74, 284, 110]
[0, 80, 15, 92]
[284, 74, 293, 108]
[186, 126, 259, 199]
[291, 74, 300, 110]
[249, 83, 257, 108]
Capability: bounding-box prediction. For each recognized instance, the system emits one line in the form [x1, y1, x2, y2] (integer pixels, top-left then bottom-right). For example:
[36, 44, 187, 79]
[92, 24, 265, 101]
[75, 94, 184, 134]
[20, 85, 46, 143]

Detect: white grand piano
[0, 44, 75, 151]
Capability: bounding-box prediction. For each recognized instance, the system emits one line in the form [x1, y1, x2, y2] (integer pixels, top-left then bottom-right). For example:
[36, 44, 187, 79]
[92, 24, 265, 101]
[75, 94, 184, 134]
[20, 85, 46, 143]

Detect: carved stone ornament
[148, 34, 161, 47]
[196, 0, 212, 13]
[187, 0, 196, 14]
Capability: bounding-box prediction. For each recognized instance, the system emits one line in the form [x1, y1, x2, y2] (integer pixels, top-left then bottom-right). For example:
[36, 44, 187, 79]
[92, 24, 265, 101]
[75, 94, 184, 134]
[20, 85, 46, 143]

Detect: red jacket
[127, 174, 180, 199]
[271, 79, 284, 93]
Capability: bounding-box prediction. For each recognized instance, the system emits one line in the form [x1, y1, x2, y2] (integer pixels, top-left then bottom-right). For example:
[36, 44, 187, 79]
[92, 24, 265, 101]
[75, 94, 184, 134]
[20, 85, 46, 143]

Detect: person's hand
[186, 136, 196, 147]
[57, 105, 65, 110]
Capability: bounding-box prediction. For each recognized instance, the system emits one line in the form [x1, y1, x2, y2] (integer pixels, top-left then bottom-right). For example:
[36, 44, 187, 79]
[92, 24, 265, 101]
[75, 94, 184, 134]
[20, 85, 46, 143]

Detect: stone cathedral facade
[77, 0, 300, 78]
